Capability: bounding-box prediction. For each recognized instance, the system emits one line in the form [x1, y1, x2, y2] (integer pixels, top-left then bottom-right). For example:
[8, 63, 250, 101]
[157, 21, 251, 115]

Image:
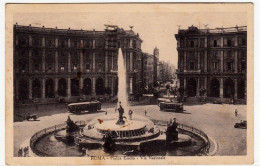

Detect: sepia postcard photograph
[5, 3, 254, 165]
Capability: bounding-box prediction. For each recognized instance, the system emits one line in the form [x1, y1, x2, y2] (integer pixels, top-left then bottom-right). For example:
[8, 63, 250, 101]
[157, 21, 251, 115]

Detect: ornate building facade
[175, 26, 247, 102]
[14, 24, 143, 103]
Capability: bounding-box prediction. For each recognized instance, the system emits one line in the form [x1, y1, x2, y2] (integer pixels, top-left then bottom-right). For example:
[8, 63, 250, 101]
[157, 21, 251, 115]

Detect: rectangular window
[129, 78, 133, 94]
[73, 63, 77, 71]
[227, 62, 233, 71]
[241, 61, 246, 71]
[86, 63, 90, 71]
[213, 62, 218, 71]
[60, 64, 65, 72]
[97, 63, 103, 72]
[48, 64, 52, 71]
[200, 38, 204, 48]
[133, 40, 136, 48]
[190, 41, 194, 47]
[214, 40, 217, 47]
[190, 62, 195, 70]
[34, 63, 39, 71]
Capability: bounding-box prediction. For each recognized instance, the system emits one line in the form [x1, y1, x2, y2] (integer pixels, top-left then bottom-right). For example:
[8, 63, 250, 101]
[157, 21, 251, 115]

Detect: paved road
[14, 103, 246, 156]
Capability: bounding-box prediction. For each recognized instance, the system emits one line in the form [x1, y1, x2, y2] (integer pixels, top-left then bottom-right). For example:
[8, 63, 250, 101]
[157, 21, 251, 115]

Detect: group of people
[18, 146, 29, 157]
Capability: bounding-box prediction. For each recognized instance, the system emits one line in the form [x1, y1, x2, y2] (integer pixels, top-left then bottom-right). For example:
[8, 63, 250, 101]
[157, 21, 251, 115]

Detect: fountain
[29, 48, 212, 157]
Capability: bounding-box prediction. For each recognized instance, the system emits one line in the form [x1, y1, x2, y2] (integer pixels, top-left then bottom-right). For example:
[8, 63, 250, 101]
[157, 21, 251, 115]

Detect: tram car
[159, 101, 183, 112]
[68, 101, 101, 114]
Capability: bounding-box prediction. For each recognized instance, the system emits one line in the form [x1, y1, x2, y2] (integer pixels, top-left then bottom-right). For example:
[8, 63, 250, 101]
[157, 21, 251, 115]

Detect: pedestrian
[235, 109, 238, 117]
[105, 111, 107, 115]
[128, 109, 133, 120]
[18, 148, 22, 157]
[145, 110, 147, 116]
[169, 118, 173, 125]
[23, 147, 27, 157]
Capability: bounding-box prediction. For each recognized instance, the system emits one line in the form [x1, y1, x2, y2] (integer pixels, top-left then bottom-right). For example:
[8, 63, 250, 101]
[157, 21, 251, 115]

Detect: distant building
[175, 25, 247, 102]
[157, 61, 175, 83]
[142, 48, 159, 89]
[142, 52, 154, 88]
[13, 24, 143, 103]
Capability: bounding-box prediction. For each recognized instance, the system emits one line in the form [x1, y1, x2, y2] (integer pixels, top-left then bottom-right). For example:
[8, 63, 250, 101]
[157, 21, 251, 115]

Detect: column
[204, 51, 207, 72]
[111, 77, 114, 96]
[92, 77, 96, 95]
[29, 78, 32, 99]
[67, 78, 71, 97]
[42, 37, 45, 47]
[105, 76, 108, 88]
[55, 78, 58, 97]
[220, 37, 224, 47]
[67, 38, 71, 47]
[184, 51, 186, 70]
[15, 80, 19, 100]
[105, 52, 108, 72]
[235, 35, 238, 47]
[198, 52, 200, 69]
[29, 49, 32, 73]
[42, 78, 45, 99]
[184, 77, 187, 90]
[42, 50, 45, 72]
[234, 78, 238, 100]
[68, 52, 71, 72]
[55, 38, 58, 48]
[130, 39, 133, 48]
[80, 77, 83, 90]
[130, 52, 133, 72]
[111, 52, 114, 70]
[92, 52, 96, 72]
[245, 79, 247, 100]
[68, 39, 71, 73]
[80, 48, 83, 72]
[204, 77, 207, 97]
[220, 51, 224, 72]
[204, 37, 207, 47]
[220, 77, 223, 98]
[235, 50, 238, 73]
[16, 35, 18, 46]
[55, 51, 58, 73]
[196, 78, 200, 97]
[29, 35, 32, 46]
[93, 39, 95, 49]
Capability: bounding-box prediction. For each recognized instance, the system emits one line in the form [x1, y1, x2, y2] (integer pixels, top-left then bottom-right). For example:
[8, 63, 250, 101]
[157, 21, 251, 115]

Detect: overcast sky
[14, 11, 247, 66]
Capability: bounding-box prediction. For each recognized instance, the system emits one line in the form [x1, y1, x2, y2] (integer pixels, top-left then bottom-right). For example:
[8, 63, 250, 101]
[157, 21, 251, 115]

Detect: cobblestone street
[13, 102, 247, 156]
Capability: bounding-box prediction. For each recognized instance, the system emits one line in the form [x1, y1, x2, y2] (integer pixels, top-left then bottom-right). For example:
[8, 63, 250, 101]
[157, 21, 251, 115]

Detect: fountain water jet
[117, 48, 129, 111]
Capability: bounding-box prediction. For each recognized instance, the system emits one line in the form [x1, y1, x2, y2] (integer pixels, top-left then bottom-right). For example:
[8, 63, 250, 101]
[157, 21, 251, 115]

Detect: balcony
[184, 69, 201, 73]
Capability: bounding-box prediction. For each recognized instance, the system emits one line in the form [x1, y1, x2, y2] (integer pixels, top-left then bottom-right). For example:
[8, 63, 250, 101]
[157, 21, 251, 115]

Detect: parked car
[234, 120, 247, 129]
[26, 113, 38, 121]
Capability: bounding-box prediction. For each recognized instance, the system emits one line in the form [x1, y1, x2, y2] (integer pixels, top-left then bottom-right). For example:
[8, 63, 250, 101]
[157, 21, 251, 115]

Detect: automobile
[234, 120, 247, 129]
[25, 113, 38, 121]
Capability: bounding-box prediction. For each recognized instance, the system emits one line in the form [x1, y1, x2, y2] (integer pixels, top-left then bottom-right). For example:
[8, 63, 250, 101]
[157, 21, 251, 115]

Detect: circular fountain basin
[82, 114, 160, 143]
